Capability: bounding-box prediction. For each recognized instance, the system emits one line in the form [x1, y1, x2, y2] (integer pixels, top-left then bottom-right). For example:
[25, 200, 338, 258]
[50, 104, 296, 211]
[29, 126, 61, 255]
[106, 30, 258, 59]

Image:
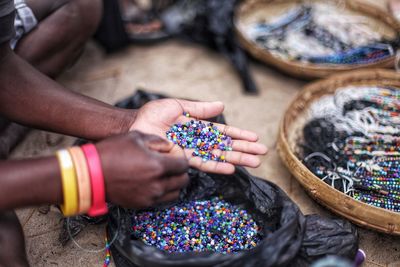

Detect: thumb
[141, 133, 174, 153]
[176, 99, 224, 119]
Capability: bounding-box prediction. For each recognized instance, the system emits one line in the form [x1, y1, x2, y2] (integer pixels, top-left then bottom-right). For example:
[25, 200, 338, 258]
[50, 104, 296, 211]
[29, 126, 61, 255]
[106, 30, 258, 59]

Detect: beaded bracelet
[68, 147, 92, 214]
[57, 150, 79, 217]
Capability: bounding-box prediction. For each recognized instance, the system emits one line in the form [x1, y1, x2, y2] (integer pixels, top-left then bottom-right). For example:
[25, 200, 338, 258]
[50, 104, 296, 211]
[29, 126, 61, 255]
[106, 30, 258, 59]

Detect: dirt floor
[12, 1, 400, 266]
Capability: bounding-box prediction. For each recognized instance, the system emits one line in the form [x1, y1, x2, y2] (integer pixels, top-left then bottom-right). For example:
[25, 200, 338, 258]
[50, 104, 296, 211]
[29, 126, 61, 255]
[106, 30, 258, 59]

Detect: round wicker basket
[235, 0, 400, 79]
[277, 69, 400, 234]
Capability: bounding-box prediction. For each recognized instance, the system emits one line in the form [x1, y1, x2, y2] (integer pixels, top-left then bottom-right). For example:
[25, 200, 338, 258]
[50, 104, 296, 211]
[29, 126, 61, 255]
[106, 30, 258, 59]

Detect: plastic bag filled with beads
[64, 91, 359, 267]
[107, 167, 359, 267]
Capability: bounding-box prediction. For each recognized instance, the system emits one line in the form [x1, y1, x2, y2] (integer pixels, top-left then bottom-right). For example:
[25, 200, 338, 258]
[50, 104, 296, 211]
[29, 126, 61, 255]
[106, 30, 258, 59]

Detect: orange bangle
[69, 147, 92, 214]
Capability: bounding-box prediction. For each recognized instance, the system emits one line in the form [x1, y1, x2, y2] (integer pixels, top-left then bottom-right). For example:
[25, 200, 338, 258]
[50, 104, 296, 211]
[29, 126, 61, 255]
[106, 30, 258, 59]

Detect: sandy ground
[11, 1, 400, 266]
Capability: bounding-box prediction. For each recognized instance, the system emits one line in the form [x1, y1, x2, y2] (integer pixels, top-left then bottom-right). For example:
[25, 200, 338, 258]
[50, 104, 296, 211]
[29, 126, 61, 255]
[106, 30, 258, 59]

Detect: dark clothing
[0, 0, 15, 44]
[0, 0, 13, 17]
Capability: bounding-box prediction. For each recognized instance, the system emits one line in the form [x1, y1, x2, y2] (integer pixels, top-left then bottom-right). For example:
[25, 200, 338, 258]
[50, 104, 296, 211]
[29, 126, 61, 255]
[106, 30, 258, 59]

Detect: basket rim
[278, 68, 400, 235]
[234, 0, 400, 78]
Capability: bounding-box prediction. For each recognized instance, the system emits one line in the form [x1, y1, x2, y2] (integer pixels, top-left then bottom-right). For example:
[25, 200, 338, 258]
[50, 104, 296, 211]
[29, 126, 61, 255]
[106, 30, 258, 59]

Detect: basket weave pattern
[235, 0, 400, 79]
[278, 69, 400, 234]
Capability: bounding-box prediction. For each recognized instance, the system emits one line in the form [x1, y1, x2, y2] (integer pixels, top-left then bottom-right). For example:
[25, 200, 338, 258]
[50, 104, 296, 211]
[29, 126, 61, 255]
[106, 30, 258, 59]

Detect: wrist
[102, 108, 137, 139]
[45, 156, 64, 205]
[26, 156, 63, 206]
[0, 156, 63, 211]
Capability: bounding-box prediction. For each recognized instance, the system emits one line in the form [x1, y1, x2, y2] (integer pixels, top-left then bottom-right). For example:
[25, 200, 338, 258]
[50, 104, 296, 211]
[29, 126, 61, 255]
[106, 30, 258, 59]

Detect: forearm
[0, 156, 62, 210]
[0, 46, 136, 140]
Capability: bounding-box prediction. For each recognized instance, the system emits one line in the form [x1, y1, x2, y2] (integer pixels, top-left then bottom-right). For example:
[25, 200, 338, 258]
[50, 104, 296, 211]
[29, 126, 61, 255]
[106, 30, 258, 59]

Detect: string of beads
[302, 87, 400, 212]
[250, 3, 398, 65]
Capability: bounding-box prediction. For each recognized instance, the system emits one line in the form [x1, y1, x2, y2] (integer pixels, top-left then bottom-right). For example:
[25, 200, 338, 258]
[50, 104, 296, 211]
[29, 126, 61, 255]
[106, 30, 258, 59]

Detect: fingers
[177, 117, 259, 142]
[161, 173, 189, 192]
[174, 100, 257, 142]
[140, 132, 174, 152]
[158, 153, 189, 176]
[231, 140, 268, 155]
[187, 154, 235, 175]
[155, 174, 189, 205]
[156, 190, 181, 204]
[211, 150, 261, 168]
[181, 146, 262, 174]
[175, 99, 224, 119]
[215, 124, 259, 142]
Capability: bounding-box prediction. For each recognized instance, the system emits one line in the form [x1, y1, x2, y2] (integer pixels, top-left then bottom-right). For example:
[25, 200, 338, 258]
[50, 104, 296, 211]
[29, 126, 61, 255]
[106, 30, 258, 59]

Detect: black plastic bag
[108, 167, 358, 267]
[162, 0, 258, 94]
[60, 89, 225, 244]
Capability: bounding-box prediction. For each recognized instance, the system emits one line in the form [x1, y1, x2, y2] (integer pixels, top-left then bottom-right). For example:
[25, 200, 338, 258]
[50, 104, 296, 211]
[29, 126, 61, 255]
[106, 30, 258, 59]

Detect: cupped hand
[129, 99, 268, 174]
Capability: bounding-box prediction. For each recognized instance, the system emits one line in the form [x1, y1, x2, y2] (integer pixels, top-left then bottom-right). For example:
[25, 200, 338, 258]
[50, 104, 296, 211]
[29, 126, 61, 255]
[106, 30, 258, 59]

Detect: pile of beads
[249, 3, 398, 65]
[301, 86, 400, 212]
[166, 113, 232, 162]
[132, 197, 263, 253]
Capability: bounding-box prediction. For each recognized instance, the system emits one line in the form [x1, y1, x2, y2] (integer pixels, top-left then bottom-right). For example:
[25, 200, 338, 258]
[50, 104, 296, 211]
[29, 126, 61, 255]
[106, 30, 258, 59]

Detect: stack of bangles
[56, 144, 108, 217]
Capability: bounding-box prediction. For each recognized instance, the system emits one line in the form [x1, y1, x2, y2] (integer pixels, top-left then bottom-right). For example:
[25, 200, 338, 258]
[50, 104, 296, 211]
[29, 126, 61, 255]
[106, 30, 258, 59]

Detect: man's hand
[129, 99, 268, 174]
[96, 131, 189, 209]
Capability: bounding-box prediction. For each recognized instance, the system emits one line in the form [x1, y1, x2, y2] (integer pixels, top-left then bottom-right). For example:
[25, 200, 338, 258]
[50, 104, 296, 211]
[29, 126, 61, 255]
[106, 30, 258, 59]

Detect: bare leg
[0, 211, 29, 267]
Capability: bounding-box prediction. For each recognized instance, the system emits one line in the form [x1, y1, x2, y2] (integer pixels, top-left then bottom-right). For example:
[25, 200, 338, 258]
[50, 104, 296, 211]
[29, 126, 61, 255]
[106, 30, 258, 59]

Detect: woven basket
[235, 0, 400, 79]
[277, 69, 400, 234]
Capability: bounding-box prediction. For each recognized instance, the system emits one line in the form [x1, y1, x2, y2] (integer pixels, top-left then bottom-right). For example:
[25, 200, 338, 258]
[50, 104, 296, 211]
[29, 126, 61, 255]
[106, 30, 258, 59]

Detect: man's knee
[31, 0, 102, 41]
[64, 0, 102, 39]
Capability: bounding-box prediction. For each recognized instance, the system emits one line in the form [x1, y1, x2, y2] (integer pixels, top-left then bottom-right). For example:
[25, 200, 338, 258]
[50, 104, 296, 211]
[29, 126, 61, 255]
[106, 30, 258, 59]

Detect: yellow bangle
[68, 147, 92, 214]
[57, 149, 79, 216]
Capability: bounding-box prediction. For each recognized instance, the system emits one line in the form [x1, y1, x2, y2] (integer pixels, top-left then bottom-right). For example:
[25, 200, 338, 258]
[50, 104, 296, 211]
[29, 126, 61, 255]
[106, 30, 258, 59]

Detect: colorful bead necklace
[303, 45, 394, 65]
[302, 86, 400, 212]
[250, 3, 399, 65]
[132, 197, 263, 253]
[166, 112, 232, 162]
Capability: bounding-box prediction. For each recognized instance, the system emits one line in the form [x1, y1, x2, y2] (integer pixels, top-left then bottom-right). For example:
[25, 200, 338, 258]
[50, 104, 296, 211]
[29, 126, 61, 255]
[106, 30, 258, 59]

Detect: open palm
[130, 99, 267, 174]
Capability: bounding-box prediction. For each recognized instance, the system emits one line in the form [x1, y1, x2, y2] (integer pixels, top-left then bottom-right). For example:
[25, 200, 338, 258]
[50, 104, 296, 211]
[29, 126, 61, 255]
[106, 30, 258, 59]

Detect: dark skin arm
[0, 38, 267, 211]
[0, 43, 135, 140]
[0, 43, 189, 212]
[0, 42, 267, 175]
[0, 156, 62, 211]
[0, 131, 189, 212]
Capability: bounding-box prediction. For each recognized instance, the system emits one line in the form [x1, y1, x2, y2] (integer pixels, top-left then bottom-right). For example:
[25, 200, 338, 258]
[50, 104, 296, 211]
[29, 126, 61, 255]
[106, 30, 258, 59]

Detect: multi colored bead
[132, 197, 263, 253]
[166, 113, 233, 162]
